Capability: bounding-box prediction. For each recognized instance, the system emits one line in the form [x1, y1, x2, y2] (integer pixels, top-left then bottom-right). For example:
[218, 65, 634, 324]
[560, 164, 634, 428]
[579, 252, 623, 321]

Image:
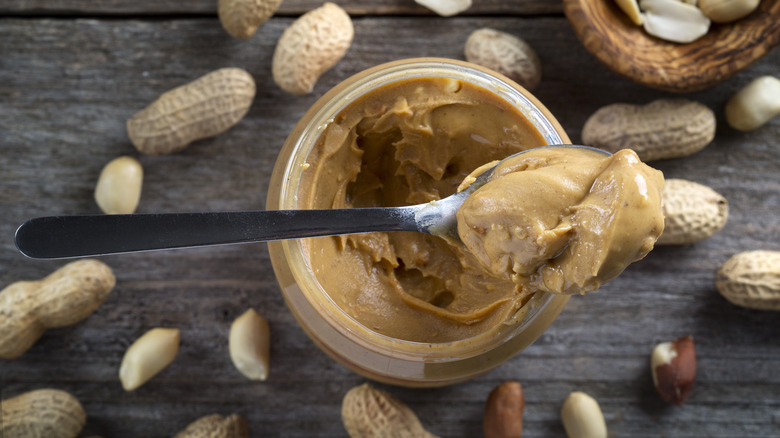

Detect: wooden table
[2, 1, 778, 436]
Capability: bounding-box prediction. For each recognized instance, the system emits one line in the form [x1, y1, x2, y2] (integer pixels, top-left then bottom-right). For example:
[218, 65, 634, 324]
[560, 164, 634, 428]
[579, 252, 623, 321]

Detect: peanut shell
[716, 250, 780, 310]
[342, 383, 438, 438]
[465, 28, 541, 91]
[272, 3, 353, 95]
[657, 178, 728, 245]
[173, 414, 249, 438]
[1, 389, 86, 438]
[0, 260, 115, 359]
[582, 99, 715, 161]
[127, 68, 256, 155]
[218, 0, 283, 38]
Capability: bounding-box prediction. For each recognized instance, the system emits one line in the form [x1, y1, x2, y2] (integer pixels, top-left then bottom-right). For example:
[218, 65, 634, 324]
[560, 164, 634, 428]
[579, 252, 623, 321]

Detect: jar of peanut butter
[267, 58, 573, 387]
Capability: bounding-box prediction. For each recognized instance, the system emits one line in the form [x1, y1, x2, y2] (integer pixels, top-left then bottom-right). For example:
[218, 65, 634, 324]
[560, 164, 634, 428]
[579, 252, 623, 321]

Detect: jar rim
[276, 58, 568, 360]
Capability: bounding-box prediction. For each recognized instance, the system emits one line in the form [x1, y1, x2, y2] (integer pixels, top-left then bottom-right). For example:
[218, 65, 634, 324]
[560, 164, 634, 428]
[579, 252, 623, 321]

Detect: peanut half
[272, 2, 353, 95]
[119, 327, 180, 391]
[640, 0, 711, 44]
[218, 0, 284, 39]
[127, 68, 256, 155]
[483, 381, 524, 438]
[229, 308, 270, 381]
[465, 28, 542, 91]
[560, 392, 607, 438]
[698, 0, 760, 23]
[1, 389, 86, 438]
[657, 178, 728, 245]
[415, 0, 472, 17]
[582, 99, 716, 161]
[94, 156, 143, 215]
[173, 413, 249, 438]
[342, 383, 438, 438]
[725, 76, 780, 132]
[614, 0, 644, 25]
[0, 259, 115, 359]
[716, 250, 780, 310]
[651, 335, 697, 405]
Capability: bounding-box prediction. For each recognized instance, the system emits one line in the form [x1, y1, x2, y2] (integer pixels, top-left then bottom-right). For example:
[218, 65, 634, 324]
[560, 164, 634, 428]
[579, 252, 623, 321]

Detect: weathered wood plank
[1, 15, 779, 438]
[0, 0, 562, 16]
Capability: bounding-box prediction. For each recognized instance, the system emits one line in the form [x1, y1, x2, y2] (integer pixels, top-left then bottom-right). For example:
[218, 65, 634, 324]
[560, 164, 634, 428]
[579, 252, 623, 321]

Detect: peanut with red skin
[483, 381, 524, 438]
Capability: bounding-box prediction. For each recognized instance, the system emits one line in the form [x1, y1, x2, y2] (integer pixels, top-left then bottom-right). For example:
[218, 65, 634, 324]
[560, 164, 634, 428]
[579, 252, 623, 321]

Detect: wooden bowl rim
[562, 0, 780, 92]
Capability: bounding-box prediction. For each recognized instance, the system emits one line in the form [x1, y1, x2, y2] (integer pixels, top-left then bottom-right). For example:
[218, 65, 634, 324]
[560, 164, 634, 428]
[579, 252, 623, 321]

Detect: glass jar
[266, 58, 571, 387]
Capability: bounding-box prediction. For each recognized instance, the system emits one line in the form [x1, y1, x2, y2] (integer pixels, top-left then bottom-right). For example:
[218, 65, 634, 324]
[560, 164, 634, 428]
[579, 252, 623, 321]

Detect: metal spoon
[15, 145, 604, 259]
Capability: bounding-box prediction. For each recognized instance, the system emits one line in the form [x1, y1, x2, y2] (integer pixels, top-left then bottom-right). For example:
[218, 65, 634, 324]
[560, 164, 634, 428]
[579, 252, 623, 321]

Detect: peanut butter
[457, 147, 665, 295]
[298, 77, 664, 344]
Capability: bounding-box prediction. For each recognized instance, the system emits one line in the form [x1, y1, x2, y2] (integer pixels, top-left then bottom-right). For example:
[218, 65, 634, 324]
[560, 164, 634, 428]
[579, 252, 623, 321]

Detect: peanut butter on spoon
[457, 146, 665, 295]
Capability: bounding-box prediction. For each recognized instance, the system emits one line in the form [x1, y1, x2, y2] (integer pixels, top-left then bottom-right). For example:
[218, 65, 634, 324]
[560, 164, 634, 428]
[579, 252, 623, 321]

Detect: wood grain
[1, 13, 779, 438]
[563, 0, 780, 92]
[0, 0, 562, 16]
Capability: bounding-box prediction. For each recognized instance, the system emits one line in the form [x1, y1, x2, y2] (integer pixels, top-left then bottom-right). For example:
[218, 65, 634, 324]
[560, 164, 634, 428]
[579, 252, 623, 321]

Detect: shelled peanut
[614, 0, 761, 43]
[725, 76, 780, 131]
[561, 392, 607, 438]
[94, 155, 143, 214]
[639, 0, 711, 43]
[651, 336, 697, 405]
[119, 327, 181, 391]
[0, 260, 115, 359]
[483, 381, 524, 438]
[699, 0, 761, 23]
[416, 0, 472, 16]
[229, 308, 271, 381]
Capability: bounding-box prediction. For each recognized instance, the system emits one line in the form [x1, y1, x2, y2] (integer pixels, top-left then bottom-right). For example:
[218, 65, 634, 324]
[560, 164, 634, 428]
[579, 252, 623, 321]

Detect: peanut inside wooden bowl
[562, 0, 780, 92]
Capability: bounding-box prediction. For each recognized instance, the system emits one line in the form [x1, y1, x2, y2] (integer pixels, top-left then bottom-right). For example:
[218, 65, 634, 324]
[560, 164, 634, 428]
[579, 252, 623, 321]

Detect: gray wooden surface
[1, 1, 779, 437]
[0, 0, 561, 15]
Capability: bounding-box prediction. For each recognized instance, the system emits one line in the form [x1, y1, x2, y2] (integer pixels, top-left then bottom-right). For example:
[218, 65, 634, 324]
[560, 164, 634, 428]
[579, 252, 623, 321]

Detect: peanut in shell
[127, 68, 256, 155]
[716, 250, 780, 311]
[341, 383, 438, 438]
[582, 99, 716, 161]
[1, 389, 86, 438]
[657, 178, 728, 245]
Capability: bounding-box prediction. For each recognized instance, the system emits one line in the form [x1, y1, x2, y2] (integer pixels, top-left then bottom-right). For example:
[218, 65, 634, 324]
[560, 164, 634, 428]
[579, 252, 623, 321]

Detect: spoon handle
[15, 208, 421, 260]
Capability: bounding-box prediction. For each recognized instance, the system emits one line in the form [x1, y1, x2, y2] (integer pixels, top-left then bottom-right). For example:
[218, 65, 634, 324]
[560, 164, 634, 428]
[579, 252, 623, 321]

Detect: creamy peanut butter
[457, 147, 665, 295]
[297, 77, 664, 344]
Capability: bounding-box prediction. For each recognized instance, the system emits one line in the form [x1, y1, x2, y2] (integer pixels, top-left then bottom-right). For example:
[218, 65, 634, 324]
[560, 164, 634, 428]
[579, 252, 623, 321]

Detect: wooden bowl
[562, 0, 780, 92]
